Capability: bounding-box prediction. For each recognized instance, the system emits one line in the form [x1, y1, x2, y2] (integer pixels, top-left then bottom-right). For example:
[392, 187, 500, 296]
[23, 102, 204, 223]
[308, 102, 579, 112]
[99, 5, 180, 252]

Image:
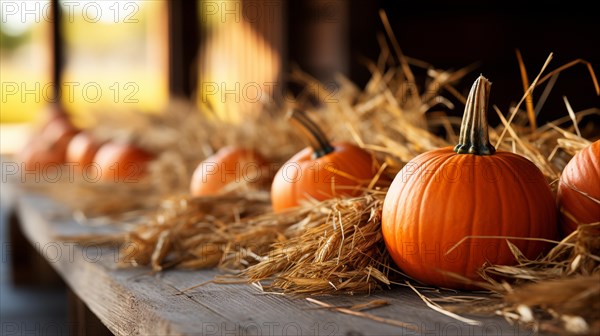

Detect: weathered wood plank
[16, 190, 531, 336]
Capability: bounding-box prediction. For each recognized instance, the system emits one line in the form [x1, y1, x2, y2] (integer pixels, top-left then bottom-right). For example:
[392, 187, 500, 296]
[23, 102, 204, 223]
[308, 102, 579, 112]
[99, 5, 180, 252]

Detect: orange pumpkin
[382, 76, 557, 289]
[19, 137, 72, 173]
[190, 146, 268, 196]
[557, 140, 600, 235]
[19, 108, 79, 171]
[94, 142, 154, 182]
[271, 110, 378, 212]
[66, 132, 102, 170]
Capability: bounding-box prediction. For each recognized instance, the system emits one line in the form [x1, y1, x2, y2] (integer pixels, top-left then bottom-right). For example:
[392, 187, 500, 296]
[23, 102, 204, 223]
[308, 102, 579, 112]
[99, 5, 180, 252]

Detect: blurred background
[1, 1, 598, 131]
[1, 0, 598, 334]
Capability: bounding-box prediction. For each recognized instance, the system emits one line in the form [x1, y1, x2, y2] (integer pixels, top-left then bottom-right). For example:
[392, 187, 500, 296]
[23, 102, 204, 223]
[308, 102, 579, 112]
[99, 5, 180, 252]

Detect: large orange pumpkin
[557, 140, 600, 235]
[190, 146, 268, 196]
[94, 142, 154, 182]
[382, 76, 558, 289]
[271, 110, 378, 212]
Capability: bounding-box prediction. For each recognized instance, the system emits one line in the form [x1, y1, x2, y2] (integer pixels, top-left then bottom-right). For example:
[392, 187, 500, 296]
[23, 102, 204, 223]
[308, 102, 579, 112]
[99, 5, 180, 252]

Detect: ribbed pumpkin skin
[190, 147, 267, 196]
[271, 142, 376, 212]
[557, 140, 600, 235]
[382, 147, 558, 289]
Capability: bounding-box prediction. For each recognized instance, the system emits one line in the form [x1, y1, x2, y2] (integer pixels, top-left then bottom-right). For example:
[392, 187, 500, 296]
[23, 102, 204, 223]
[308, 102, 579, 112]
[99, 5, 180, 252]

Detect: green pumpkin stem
[454, 76, 496, 155]
[290, 110, 334, 158]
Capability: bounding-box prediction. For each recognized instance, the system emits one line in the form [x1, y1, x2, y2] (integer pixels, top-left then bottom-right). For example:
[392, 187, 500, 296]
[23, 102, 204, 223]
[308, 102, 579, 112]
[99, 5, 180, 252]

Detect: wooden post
[50, 0, 64, 106]
[68, 289, 113, 336]
[8, 210, 63, 287]
[167, 0, 200, 99]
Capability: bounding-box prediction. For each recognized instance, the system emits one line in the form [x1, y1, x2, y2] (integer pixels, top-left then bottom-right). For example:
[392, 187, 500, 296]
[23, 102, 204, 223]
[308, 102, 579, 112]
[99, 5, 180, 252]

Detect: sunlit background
[197, 0, 282, 121]
[1, 0, 168, 124]
[1, 0, 52, 123]
[60, 0, 168, 117]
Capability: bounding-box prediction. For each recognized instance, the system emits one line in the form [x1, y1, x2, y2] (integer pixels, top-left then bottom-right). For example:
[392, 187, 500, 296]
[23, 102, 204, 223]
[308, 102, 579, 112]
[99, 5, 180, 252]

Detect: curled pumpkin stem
[454, 76, 496, 155]
[289, 110, 334, 158]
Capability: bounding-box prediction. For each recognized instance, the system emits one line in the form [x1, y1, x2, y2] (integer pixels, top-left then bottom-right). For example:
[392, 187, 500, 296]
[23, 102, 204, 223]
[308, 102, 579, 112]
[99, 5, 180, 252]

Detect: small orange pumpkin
[271, 110, 378, 212]
[94, 142, 154, 182]
[66, 132, 102, 170]
[190, 146, 268, 196]
[19, 108, 79, 171]
[557, 140, 600, 235]
[19, 137, 72, 173]
[382, 76, 557, 289]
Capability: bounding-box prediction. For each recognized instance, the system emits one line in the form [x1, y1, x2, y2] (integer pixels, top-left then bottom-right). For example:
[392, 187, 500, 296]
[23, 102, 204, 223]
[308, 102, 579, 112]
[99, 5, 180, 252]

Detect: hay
[306, 297, 419, 331]
[105, 191, 394, 295]
[242, 194, 391, 295]
[117, 191, 275, 271]
[438, 223, 600, 335]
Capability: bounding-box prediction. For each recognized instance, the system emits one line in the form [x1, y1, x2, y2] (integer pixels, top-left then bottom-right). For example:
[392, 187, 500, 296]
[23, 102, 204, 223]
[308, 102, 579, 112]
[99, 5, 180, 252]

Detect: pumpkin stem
[289, 110, 334, 158]
[454, 76, 496, 155]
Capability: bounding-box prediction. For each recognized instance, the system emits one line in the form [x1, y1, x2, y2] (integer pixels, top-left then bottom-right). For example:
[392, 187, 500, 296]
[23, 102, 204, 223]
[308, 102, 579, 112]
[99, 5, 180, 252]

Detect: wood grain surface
[14, 189, 532, 336]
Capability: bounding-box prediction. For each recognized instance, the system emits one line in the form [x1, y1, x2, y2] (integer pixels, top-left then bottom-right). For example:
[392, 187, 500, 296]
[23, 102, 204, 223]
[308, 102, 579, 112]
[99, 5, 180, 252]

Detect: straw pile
[113, 191, 392, 296]
[242, 194, 391, 295]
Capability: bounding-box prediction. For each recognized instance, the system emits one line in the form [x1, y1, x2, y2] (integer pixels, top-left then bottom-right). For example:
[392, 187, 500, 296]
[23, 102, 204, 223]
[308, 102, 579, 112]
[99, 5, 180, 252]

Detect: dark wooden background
[288, 0, 599, 127]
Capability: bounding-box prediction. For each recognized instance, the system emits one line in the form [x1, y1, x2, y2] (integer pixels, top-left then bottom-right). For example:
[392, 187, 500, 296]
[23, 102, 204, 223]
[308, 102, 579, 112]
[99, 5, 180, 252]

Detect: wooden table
[8, 184, 532, 336]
